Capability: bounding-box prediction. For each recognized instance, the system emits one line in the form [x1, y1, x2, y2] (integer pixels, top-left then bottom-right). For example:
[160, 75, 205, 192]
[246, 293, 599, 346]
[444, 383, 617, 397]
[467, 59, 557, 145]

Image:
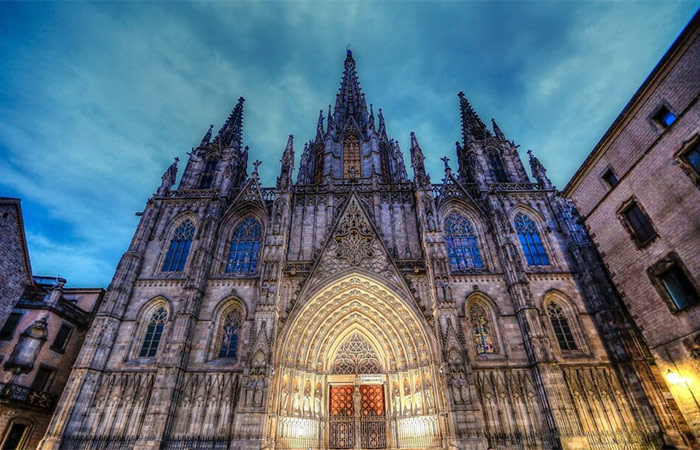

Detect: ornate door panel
[329, 385, 355, 449]
[360, 385, 386, 449]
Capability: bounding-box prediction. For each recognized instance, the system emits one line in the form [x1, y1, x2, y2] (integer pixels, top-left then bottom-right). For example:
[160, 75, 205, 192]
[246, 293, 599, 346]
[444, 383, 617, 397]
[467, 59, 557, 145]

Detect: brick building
[564, 10, 700, 441]
[0, 198, 33, 328]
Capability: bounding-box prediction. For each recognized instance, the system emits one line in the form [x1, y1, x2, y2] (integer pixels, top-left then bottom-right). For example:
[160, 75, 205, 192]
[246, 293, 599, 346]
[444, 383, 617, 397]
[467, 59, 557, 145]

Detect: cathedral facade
[38, 51, 695, 450]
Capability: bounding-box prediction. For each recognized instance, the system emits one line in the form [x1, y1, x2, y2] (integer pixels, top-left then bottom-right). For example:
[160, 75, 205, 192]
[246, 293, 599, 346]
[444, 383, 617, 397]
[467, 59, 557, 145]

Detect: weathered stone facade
[38, 50, 695, 450]
[0, 198, 32, 329]
[564, 11, 700, 443]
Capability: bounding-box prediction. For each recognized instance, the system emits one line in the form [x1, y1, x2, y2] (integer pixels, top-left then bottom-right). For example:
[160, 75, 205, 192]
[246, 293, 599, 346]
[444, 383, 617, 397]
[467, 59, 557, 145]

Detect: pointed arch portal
[271, 274, 445, 449]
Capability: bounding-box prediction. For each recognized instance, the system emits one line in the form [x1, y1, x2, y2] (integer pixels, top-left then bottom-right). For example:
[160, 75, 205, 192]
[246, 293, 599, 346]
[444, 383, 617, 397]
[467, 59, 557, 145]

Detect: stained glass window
[380, 144, 392, 181]
[139, 307, 167, 357]
[444, 212, 483, 271]
[547, 302, 577, 351]
[199, 158, 217, 189]
[218, 308, 242, 359]
[162, 220, 195, 272]
[470, 305, 496, 355]
[225, 217, 261, 274]
[487, 149, 509, 182]
[343, 134, 361, 178]
[514, 213, 549, 266]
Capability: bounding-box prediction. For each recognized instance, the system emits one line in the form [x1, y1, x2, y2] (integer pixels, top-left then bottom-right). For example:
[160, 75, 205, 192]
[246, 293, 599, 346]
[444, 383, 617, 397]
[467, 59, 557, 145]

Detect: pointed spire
[368, 104, 375, 130]
[278, 135, 294, 191]
[216, 97, 245, 148]
[410, 131, 430, 188]
[317, 109, 324, 133]
[458, 91, 489, 144]
[491, 118, 506, 140]
[157, 157, 179, 195]
[334, 48, 368, 129]
[528, 150, 553, 189]
[327, 104, 335, 130]
[200, 124, 213, 147]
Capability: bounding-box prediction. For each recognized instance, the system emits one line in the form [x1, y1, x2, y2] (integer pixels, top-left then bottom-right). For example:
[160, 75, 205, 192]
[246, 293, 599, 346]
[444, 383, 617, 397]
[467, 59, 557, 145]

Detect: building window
[218, 308, 242, 359]
[1, 423, 28, 450]
[0, 313, 22, 340]
[380, 144, 392, 181]
[198, 158, 217, 189]
[652, 105, 676, 128]
[647, 254, 700, 312]
[225, 217, 261, 274]
[469, 305, 496, 355]
[547, 302, 577, 351]
[621, 201, 656, 247]
[487, 149, 509, 182]
[514, 212, 549, 266]
[602, 168, 619, 188]
[162, 219, 195, 272]
[50, 324, 73, 353]
[343, 134, 361, 178]
[681, 141, 700, 177]
[30, 366, 55, 392]
[313, 144, 325, 184]
[443, 212, 483, 271]
[139, 307, 167, 358]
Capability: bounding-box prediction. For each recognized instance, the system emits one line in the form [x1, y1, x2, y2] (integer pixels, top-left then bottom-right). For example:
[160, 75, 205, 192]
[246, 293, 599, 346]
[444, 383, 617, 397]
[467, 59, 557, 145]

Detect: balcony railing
[0, 382, 56, 410]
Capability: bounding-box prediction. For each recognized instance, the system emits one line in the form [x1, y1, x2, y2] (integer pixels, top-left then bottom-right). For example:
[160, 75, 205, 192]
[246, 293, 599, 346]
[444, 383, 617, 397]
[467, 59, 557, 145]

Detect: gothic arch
[207, 297, 247, 362]
[215, 212, 264, 274]
[129, 296, 171, 361]
[464, 292, 504, 358]
[155, 214, 199, 275]
[509, 205, 557, 267]
[541, 290, 589, 355]
[439, 204, 490, 271]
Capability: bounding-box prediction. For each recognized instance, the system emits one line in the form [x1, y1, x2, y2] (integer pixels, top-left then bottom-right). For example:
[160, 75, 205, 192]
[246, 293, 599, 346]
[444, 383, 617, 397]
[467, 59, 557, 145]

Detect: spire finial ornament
[253, 159, 262, 176]
[200, 124, 213, 147]
[528, 149, 553, 189]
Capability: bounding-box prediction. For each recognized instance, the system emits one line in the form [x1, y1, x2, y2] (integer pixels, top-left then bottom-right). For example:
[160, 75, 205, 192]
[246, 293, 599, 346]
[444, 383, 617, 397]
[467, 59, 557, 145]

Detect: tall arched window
[313, 144, 325, 184]
[199, 158, 217, 189]
[546, 302, 577, 351]
[469, 305, 496, 355]
[218, 308, 242, 359]
[487, 149, 509, 182]
[514, 212, 549, 266]
[225, 217, 262, 274]
[162, 219, 195, 272]
[380, 144, 392, 182]
[139, 307, 167, 357]
[444, 212, 483, 271]
[343, 134, 361, 178]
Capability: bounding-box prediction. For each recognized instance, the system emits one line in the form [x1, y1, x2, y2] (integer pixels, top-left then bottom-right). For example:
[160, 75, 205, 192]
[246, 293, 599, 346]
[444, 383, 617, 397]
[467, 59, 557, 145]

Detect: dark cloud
[0, 1, 697, 286]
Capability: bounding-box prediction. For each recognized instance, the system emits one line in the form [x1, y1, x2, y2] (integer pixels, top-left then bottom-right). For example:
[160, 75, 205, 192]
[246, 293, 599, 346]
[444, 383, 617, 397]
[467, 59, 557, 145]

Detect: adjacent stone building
[564, 11, 700, 442]
[37, 49, 695, 450]
[0, 198, 33, 328]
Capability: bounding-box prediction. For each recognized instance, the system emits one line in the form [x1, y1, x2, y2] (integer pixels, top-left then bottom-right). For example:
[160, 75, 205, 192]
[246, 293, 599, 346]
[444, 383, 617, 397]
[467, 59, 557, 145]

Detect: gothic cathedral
[39, 51, 694, 450]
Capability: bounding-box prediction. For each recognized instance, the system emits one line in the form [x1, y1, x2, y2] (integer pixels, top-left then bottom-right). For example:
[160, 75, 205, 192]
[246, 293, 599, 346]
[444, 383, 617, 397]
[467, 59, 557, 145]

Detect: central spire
[334, 48, 369, 129]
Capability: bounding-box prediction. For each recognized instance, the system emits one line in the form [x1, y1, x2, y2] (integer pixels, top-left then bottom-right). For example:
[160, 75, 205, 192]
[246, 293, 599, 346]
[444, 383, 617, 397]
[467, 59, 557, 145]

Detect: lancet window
[313, 143, 325, 184]
[546, 302, 577, 351]
[217, 308, 242, 359]
[487, 149, 509, 182]
[469, 305, 496, 355]
[225, 217, 261, 274]
[139, 307, 167, 358]
[444, 212, 483, 271]
[343, 134, 361, 178]
[199, 158, 217, 189]
[162, 219, 195, 272]
[380, 144, 392, 181]
[514, 212, 549, 266]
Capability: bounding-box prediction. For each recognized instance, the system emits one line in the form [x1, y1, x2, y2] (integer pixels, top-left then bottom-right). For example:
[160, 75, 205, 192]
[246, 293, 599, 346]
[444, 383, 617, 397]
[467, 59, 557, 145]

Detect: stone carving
[331, 333, 382, 374]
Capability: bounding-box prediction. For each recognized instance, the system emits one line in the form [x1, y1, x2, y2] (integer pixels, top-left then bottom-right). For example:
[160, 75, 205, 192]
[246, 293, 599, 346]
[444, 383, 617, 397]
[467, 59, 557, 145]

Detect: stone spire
[277, 135, 294, 191]
[157, 157, 179, 196]
[458, 91, 490, 144]
[333, 49, 368, 129]
[200, 124, 213, 147]
[491, 118, 506, 140]
[410, 131, 430, 188]
[215, 97, 245, 148]
[528, 149, 553, 189]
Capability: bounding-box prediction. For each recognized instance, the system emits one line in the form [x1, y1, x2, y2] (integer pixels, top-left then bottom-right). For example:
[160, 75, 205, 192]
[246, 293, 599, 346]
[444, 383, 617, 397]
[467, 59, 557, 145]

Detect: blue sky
[0, 2, 698, 287]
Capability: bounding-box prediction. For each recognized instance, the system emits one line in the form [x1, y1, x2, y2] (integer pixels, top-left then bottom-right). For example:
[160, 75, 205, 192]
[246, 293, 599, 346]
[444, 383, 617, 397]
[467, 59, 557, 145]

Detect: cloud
[0, 1, 697, 286]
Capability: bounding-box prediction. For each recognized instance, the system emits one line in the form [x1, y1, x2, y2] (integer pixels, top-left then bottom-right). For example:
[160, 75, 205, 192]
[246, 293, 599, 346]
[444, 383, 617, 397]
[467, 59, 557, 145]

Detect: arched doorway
[270, 275, 445, 449]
